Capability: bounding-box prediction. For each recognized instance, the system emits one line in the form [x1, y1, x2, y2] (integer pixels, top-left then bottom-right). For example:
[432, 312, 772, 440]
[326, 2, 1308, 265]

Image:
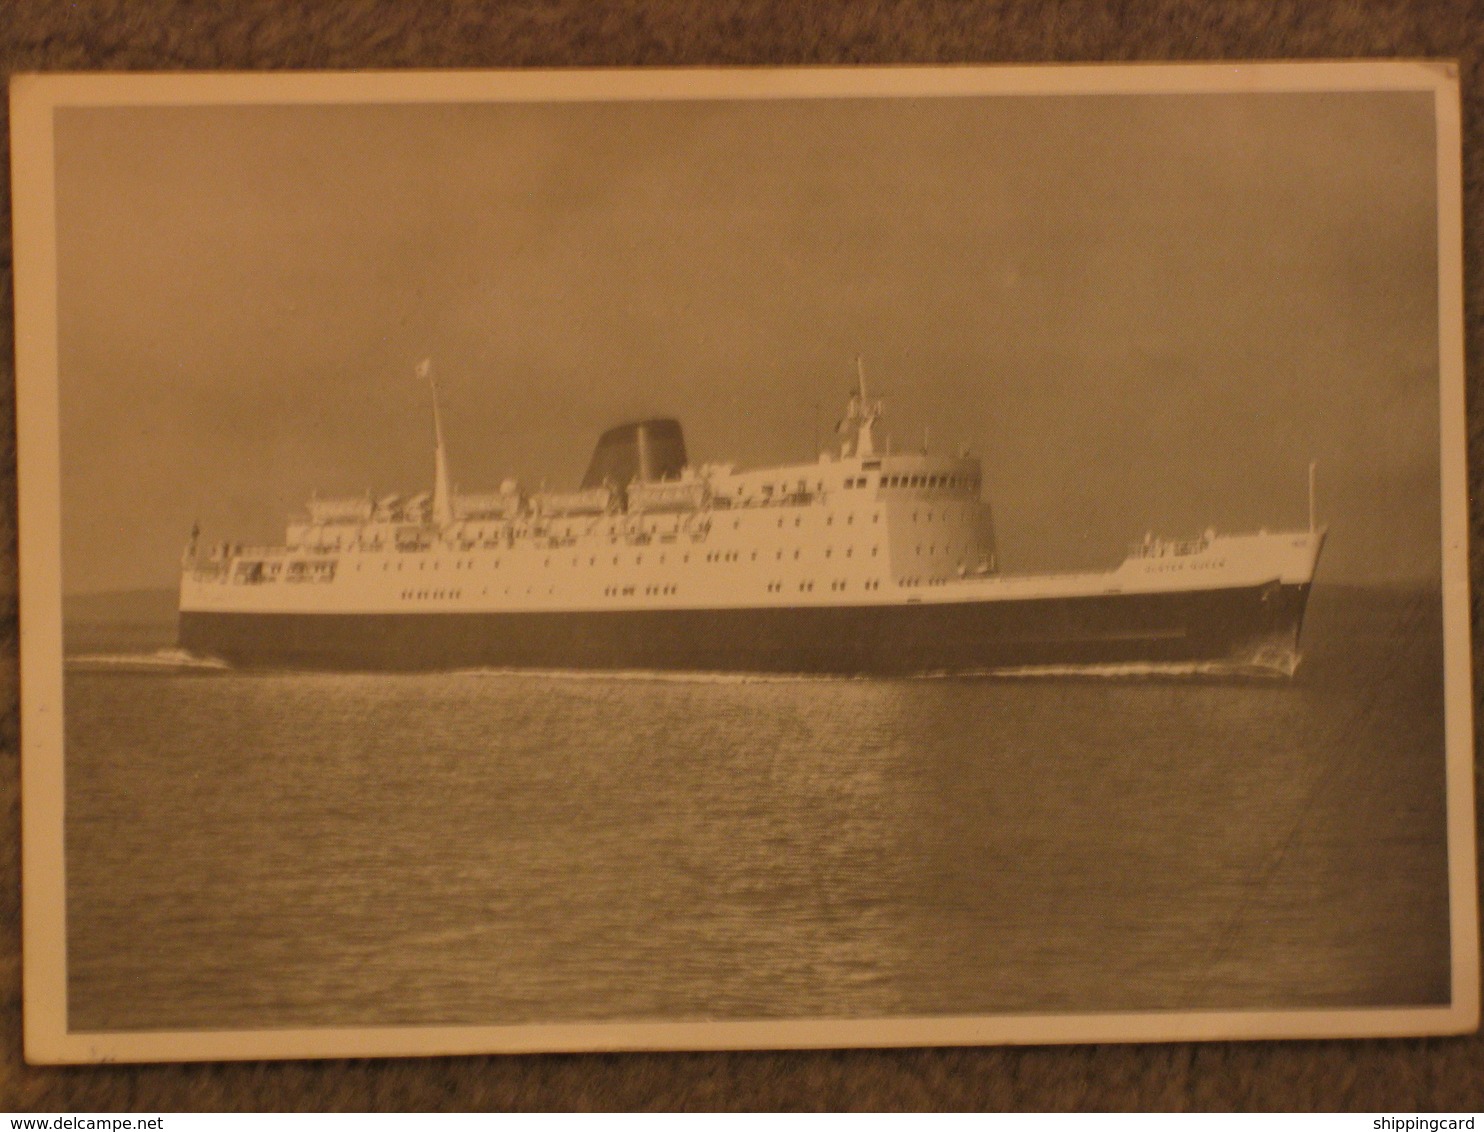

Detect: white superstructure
[180, 363, 1324, 620]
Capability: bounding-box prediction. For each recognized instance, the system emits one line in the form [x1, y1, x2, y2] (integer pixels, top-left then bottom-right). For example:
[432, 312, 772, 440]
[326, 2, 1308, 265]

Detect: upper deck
[182, 371, 1004, 609]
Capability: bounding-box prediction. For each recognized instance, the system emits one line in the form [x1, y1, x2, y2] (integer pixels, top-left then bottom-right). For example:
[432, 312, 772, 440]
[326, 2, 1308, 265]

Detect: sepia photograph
[10, 63, 1477, 1063]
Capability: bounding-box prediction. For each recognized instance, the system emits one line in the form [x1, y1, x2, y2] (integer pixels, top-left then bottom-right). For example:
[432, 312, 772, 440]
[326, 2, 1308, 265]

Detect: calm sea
[62, 584, 1452, 1032]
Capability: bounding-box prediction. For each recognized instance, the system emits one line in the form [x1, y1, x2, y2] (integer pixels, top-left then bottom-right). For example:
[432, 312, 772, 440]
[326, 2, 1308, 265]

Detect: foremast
[420, 358, 454, 530]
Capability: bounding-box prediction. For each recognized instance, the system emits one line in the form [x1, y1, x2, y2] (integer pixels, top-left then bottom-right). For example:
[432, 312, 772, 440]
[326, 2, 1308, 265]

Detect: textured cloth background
[2, 0, 1481, 1111]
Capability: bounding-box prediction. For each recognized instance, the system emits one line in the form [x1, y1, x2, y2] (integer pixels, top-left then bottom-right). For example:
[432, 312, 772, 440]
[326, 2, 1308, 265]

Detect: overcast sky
[54, 88, 1441, 592]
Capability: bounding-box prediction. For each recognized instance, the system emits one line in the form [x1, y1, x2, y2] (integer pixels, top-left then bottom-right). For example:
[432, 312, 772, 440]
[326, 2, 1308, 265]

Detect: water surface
[63, 584, 1452, 1031]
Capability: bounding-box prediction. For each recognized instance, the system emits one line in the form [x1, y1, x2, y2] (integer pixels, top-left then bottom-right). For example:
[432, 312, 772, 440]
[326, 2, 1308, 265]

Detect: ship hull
[178, 580, 1315, 676]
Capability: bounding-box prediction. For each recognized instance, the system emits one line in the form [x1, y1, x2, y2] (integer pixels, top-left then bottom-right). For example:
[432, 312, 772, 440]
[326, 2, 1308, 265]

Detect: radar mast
[840, 356, 885, 458]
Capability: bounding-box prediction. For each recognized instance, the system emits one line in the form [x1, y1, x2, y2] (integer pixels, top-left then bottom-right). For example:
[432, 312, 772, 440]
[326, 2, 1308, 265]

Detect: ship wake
[953, 658, 1298, 681]
[67, 648, 231, 673]
[447, 666, 861, 685]
[447, 659, 1299, 684]
[60, 655, 1300, 682]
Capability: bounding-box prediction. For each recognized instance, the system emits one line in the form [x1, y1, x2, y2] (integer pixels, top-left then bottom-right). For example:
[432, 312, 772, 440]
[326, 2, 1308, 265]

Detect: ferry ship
[179, 362, 1327, 676]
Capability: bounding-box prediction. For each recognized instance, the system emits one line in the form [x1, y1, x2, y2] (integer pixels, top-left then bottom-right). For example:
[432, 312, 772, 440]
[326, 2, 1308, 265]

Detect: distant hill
[63, 587, 178, 626]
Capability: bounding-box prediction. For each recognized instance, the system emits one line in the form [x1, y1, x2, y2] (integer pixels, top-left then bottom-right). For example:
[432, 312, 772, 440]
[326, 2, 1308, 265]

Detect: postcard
[10, 62, 1476, 1063]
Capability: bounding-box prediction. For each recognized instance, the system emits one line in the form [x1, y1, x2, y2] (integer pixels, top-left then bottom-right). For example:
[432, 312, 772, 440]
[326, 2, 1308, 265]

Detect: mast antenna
[419, 358, 453, 529]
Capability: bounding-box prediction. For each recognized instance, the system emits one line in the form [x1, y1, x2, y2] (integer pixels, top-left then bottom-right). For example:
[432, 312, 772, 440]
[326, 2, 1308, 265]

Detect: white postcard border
[11, 61, 1477, 1065]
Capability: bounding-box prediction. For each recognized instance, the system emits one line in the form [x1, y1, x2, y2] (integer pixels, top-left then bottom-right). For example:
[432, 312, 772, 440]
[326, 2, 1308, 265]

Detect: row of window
[784, 578, 878, 593]
[773, 512, 879, 529]
[740, 472, 973, 496]
[726, 469, 978, 502]
[743, 474, 877, 498]
[374, 577, 916, 602]
[231, 560, 337, 585]
[887, 474, 975, 490]
[365, 546, 893, 572]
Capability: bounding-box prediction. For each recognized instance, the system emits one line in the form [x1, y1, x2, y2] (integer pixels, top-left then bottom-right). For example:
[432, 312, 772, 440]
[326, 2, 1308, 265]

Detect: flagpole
[1308, 459, 1317, 533]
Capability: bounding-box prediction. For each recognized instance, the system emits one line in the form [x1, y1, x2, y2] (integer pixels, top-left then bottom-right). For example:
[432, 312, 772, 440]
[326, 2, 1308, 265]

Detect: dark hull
[179, 580, 1315, 676]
